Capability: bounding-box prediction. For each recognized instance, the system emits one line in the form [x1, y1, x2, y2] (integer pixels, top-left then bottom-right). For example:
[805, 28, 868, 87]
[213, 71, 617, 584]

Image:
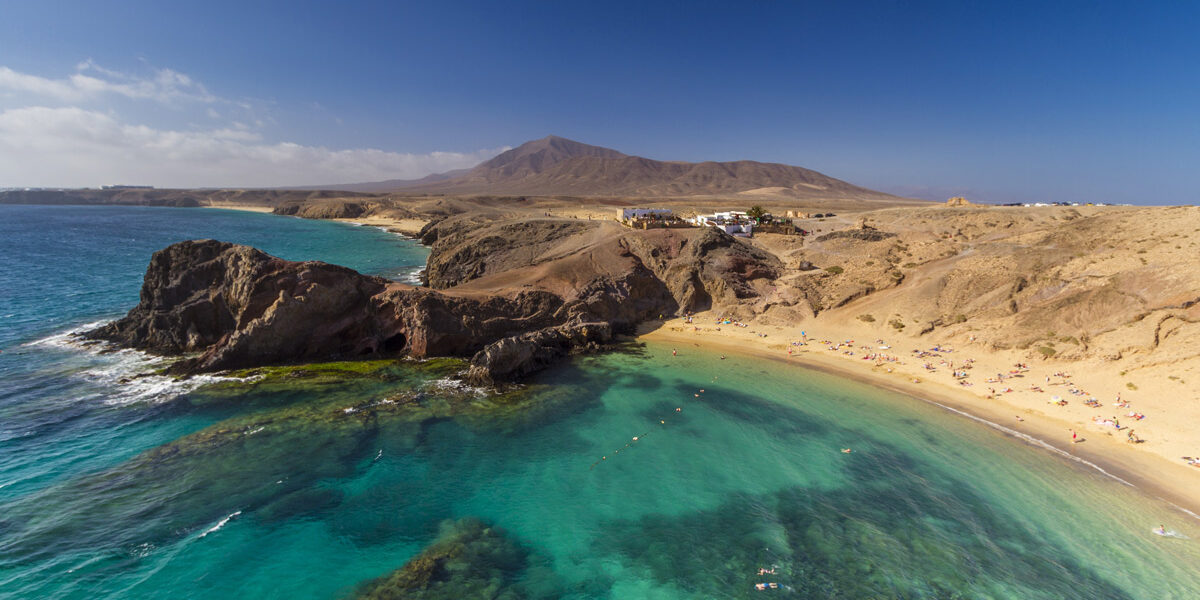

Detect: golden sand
[641, 313, 1200, 517]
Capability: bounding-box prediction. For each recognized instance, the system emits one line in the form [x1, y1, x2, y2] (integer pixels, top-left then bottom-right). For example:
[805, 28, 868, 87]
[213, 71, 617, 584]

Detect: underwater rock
[352, 517, 548, 600]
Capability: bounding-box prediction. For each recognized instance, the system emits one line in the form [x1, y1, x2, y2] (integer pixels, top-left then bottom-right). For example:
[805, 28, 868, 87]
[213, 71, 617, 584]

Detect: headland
[15, 135, 1196, 517]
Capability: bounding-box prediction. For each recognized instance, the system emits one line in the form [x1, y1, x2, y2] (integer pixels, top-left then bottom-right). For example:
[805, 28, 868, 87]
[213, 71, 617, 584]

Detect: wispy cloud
[0, 106, 506, 188]
[0, 60, 219, 105]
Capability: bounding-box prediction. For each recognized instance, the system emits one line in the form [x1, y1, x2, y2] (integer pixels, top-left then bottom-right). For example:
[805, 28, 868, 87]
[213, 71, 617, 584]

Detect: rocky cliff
[86, 216, 785, 379]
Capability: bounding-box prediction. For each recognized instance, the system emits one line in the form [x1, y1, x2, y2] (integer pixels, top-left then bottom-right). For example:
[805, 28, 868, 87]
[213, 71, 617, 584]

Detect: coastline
[330, 216, 428, 237]
[202, 204, 429, 237]
[201, 203, 275, 213]
[639, 315, 1200, 519]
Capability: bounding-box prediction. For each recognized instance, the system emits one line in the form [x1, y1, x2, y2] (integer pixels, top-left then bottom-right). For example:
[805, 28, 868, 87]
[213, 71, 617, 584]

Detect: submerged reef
[0, 358, 594, 566]
[351, 518, 560, 600]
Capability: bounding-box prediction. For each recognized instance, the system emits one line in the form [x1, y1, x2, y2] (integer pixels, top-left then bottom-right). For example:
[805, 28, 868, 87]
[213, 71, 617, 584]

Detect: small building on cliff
[690, 211, 754, 236]
[617, 208, 691, 230]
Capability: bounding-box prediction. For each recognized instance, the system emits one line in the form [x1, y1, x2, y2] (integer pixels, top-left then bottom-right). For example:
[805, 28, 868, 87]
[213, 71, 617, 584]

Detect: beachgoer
[1070, 429, 1078, 443]
[672, 348, 677, 356]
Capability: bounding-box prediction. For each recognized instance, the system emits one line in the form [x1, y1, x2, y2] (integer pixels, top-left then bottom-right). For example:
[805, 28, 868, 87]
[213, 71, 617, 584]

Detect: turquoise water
[2, 205, 1199, 599]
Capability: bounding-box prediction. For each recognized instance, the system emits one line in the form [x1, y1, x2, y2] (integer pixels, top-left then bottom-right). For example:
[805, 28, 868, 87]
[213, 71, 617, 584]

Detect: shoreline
[201, 203, 275, 213]
[202, 204, 429, 237]
[639, 316, 1200, 520]
[330, 216, 428, 237]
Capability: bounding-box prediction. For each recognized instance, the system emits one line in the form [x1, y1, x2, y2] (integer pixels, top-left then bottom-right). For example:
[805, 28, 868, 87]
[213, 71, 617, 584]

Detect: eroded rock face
[424, 220, 591, 289]
[85, 240, 389, 366]
[85, 240, 591, 377]
[465, 322, 612, 384]
[87, 221, 786, 379]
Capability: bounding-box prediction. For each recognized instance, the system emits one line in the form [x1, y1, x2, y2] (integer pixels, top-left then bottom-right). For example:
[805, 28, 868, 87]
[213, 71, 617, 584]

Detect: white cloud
[0, 106, 506, 188]
[0, 61, 217, 105]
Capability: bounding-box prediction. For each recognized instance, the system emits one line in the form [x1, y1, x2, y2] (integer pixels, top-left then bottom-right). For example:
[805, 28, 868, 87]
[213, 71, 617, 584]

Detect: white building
[689, 211, 754, 236]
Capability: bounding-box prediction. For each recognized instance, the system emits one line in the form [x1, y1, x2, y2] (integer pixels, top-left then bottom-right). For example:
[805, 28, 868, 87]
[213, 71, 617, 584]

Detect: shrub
[903, 262, 918, 268]
[1126, 382, 1138, 391]
[953, 314, 968, 324]
[1036, 346, 1056, 358]
[889, 319, 906, 330]
[858, 314, 875, 323]
[825, 266, 844, 275]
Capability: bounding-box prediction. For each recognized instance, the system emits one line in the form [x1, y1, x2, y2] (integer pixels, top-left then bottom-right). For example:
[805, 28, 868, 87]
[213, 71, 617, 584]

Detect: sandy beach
[204, 204, 429, 237]
[202, 203, 275, 213]
[330, 216, 428, 237]
[640, 313, 1200, 518]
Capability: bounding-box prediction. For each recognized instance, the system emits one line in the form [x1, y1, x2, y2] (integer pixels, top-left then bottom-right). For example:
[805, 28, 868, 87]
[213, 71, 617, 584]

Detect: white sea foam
[1152, 528, 1189, 539]
[23, 321, 250, 406]
[428, 376, 488, 396]
[927, 401, 1136, 487]
[198, 511, 241, 538]
[245, 426, 265, 436]
[23, 319, 114, 349]
[400, 267, 425, 285]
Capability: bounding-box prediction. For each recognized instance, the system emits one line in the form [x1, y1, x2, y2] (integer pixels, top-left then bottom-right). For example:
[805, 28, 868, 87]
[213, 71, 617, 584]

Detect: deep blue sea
[1, 205, 1198, 599]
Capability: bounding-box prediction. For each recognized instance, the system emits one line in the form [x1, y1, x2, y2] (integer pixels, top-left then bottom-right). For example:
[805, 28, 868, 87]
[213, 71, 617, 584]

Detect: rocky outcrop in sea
[86, 218, 781, 380]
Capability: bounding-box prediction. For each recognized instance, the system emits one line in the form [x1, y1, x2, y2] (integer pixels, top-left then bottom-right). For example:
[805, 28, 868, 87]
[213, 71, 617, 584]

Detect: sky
[1, 1, 1198, 204]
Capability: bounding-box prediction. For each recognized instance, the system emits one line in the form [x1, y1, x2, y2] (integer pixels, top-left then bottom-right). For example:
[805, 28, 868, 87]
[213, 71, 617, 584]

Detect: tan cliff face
[743, 205, 1200, 366]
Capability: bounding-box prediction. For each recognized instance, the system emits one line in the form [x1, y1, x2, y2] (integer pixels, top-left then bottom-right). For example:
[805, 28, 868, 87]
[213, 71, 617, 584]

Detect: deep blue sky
[1, 1, 1197, 203]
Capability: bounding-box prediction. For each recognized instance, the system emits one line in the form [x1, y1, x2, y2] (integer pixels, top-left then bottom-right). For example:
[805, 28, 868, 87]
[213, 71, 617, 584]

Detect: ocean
[1, 204, 1198, 599]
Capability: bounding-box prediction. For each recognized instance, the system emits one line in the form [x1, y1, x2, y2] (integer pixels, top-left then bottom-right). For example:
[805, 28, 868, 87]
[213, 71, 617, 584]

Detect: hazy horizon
[2, 1, 1198, 204]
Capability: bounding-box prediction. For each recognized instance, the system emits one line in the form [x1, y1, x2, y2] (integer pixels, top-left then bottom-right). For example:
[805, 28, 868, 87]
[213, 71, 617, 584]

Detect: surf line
[927, 400, 1136, 487]
[198, 510, 242, 538]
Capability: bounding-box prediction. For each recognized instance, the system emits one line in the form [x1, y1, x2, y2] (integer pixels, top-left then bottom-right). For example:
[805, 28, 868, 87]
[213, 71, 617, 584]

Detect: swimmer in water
[841, 448, 852, 453]
[1157, 525, 1167, 535]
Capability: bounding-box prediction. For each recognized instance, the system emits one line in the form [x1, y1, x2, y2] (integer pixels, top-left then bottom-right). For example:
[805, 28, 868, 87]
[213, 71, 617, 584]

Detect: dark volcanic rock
[272, 200, 372, 219]
[85, 240, 389, 372]
[353, 517, 557, 600]
[85, 240, 576, 376]
[88, 219, 785, 379]
[466, 321, 612, 384]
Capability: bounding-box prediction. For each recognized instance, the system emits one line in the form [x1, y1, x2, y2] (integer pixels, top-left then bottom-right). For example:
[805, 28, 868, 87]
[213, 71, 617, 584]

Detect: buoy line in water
[589, 388, 707, 470]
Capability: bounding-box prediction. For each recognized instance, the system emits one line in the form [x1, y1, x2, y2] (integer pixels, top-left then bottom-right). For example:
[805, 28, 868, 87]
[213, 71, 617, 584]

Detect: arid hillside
[308, 135, 916, 202]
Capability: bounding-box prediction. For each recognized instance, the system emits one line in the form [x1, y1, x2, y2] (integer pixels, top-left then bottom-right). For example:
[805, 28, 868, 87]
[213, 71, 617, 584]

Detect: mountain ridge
[313, 135, 911, 201]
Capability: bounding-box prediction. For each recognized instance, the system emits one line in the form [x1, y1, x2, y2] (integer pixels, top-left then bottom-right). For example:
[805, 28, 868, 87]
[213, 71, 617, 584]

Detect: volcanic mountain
[325, 135, 908, 200]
